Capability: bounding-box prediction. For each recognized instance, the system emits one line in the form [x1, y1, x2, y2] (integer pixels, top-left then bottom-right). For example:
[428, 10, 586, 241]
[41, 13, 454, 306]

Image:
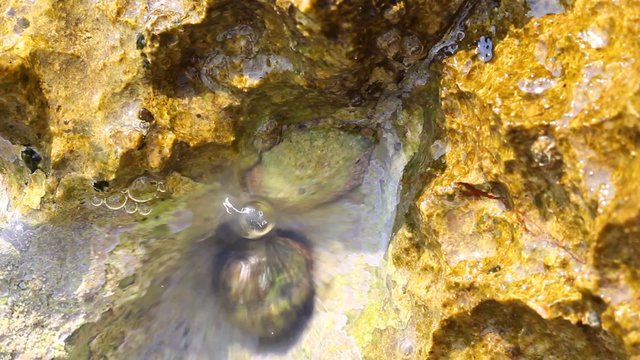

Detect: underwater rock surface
[0, 0, 639, 359]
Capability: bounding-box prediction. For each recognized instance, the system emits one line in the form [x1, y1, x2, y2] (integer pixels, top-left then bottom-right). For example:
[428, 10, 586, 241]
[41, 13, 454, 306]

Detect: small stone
[20, 147, 41, 173]
[17, 281, 27, 290]
[477, 36, 493, 63]
[92, 180, 110, 192]
[245, 127, 374, 210]
[530, 135, 558, 167]
[137, 108, 154, 122]
[135, 33, 146, 49]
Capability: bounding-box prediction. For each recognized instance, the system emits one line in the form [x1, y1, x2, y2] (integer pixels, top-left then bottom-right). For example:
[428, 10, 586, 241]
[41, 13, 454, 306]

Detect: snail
[211, 200, 314, 340]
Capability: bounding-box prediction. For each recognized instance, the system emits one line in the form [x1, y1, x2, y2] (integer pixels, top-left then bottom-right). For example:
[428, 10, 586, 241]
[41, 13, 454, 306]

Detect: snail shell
[212, 225, 314, 339]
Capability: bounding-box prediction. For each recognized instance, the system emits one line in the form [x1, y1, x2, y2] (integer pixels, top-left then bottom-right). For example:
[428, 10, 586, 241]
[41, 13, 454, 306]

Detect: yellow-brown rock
[0, 0, 639, 359]
[374, 0, 640, 358]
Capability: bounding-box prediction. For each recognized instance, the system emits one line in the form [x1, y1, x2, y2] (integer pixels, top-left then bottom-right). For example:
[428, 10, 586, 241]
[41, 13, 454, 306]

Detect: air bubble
[125, 201, 138, 214]
[138, 203, 152, 216]
[223, 198, 275, 239]
[127, 176, 158, 203]
[105, 193, 127, 210]
[90, 196, 104, 207]
[156, 181, 167, 193]
[239, 202, 275, 239]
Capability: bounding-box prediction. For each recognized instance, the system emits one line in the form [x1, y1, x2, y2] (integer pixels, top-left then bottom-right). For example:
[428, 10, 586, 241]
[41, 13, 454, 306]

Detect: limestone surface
[0, 0, 638, 359]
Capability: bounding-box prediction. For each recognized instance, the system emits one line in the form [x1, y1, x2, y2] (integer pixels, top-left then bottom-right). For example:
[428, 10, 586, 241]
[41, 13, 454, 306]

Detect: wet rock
[0, 0, 639, 358]
[430, 301, 626, 359]
[382, 0, 640, 357]
[245, 127, 374, 210]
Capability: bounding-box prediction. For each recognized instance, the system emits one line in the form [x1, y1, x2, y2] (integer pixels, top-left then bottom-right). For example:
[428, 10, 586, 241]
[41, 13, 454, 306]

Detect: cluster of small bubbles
[89, 175, 167, 216]
[477, 36, 493, 62]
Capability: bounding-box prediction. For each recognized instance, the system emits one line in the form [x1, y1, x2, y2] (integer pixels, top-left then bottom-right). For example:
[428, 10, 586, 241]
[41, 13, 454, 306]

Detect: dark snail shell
[212, 225, 314, 339]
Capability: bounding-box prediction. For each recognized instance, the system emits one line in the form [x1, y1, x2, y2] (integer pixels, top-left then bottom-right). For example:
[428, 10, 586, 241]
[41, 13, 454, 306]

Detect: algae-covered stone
[245, 127, 374, 210]
[1, 0, 639, 358]
[377, 0, 640, 358]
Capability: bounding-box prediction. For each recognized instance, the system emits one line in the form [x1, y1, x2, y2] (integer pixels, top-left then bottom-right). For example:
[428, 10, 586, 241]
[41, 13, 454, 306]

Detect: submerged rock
[245, 127, 375, 211]
[0, 0, 639, 358]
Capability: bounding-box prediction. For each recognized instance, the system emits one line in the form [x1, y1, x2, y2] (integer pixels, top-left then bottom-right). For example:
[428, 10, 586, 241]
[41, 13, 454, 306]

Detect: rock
[245, 127, 374, 210]
[378, 0, 640, 357]
[0, 0, 639, 358]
